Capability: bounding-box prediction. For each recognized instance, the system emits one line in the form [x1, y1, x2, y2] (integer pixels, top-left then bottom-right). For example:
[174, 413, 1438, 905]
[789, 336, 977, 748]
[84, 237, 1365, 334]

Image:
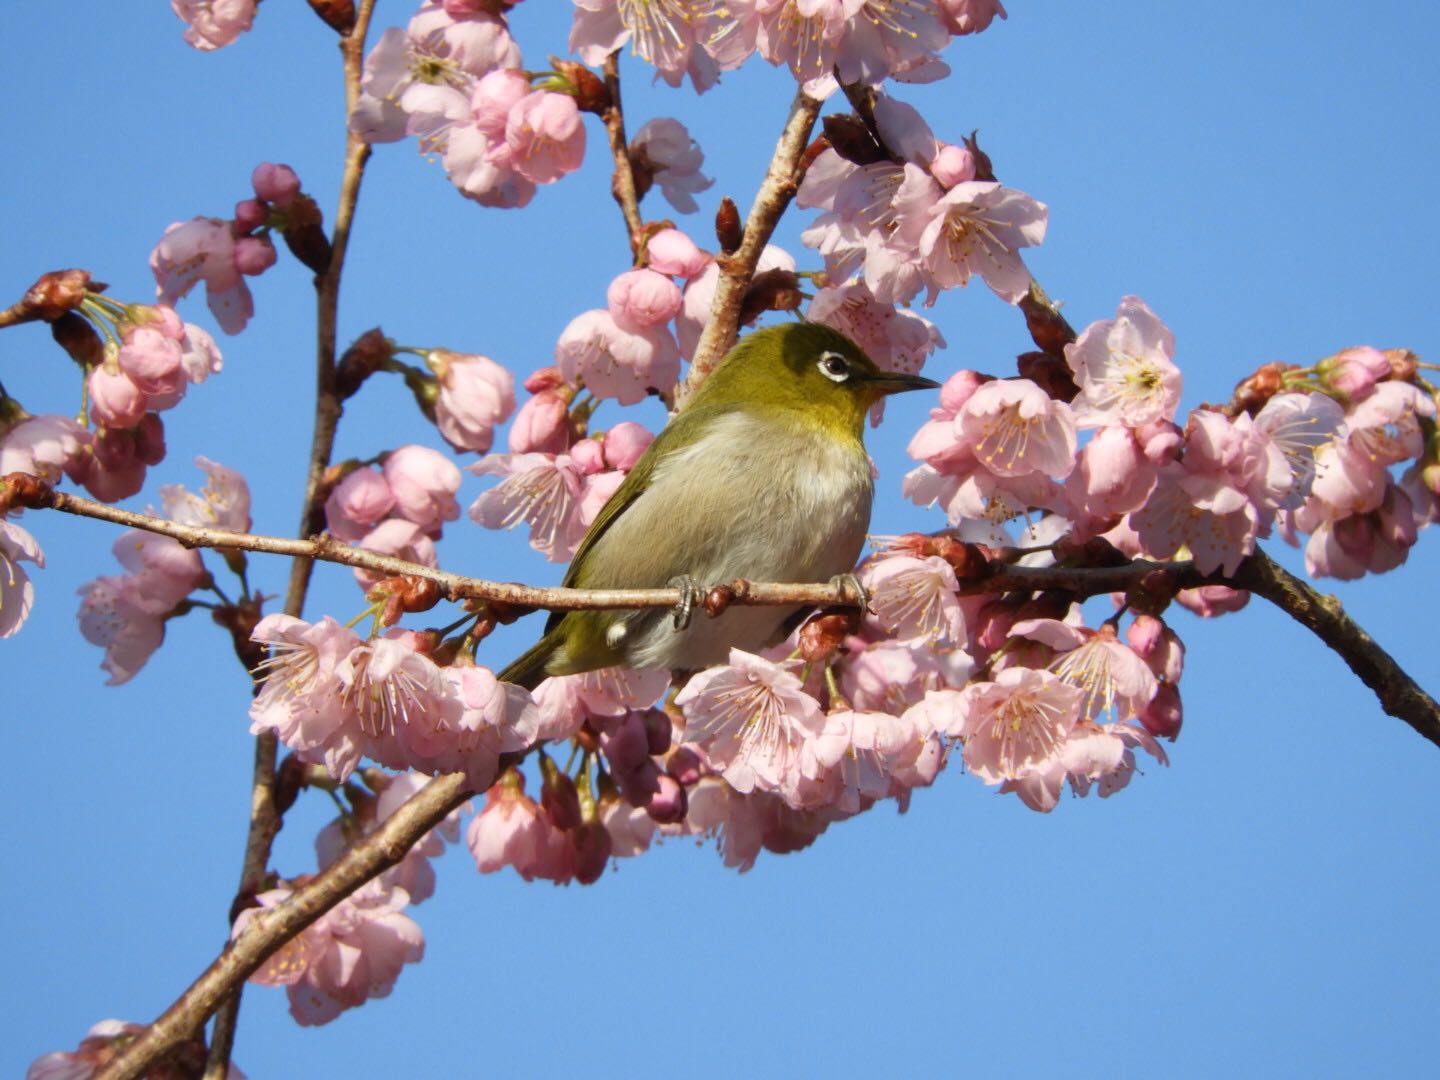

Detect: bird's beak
[859, 371, 941, 396]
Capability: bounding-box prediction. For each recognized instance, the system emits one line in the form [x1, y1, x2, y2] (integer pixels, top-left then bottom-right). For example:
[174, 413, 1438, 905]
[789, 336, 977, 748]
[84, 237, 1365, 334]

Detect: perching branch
[100, 771, 477, 1080]
[678, 87, 823, 403]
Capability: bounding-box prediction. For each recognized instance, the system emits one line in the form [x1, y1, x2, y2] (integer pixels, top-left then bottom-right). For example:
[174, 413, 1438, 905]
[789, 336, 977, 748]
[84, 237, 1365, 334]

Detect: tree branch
[677, 87, 823, 404]
[101, 772, 475, 1080]
[201, 3, 378, 1076]
[1230, 549, 1440, 746]
[601, 53, 645, 259]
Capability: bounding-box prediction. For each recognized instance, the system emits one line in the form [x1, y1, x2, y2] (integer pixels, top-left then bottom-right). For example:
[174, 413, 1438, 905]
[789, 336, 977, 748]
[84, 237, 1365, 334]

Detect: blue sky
[2, 3, 1438, 1077]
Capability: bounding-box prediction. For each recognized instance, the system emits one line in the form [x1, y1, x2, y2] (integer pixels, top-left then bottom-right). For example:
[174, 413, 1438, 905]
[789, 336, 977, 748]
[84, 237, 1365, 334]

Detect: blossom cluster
[325, 445, 465, 590]
[151, 162, 303, 335]
[75, 458, 249, 683]
[571, 0, 1007, 96]
[353, 3, 588, 208]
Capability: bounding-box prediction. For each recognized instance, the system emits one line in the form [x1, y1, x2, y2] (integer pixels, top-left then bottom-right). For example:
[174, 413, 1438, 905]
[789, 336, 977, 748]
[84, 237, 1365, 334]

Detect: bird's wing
[543, 401, 739, 634]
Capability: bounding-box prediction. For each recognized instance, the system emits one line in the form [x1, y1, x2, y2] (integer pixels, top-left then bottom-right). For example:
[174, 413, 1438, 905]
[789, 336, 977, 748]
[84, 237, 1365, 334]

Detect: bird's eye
[817, 351, 850, 383]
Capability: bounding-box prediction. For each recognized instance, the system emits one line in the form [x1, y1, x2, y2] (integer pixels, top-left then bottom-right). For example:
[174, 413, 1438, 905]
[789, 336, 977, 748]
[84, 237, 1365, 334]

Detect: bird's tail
[496, 629, 560, 691]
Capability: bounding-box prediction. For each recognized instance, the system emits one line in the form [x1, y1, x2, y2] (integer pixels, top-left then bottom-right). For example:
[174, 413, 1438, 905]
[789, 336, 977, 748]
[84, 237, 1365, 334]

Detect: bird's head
[694, 322, 940, 437]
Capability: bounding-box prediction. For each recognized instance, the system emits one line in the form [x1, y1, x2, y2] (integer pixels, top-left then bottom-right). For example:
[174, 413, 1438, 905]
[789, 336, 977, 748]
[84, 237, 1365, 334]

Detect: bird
[497, 321, 939, 690]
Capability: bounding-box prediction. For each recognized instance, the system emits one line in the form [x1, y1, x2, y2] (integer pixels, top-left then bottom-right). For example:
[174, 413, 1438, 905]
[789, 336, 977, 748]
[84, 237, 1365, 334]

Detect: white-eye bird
[497, 322, 939, 689]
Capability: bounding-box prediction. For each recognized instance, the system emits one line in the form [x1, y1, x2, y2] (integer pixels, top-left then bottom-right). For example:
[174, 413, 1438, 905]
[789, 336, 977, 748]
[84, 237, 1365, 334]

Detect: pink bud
[601, 422, 653, 472]
[607, 268, 683, 332]
[930, 143, 977, 187]
[88, 365, 148, 430]
[540, 768, 582, 831]
[233, 197, 268, 232]
[134, 413, 167, 465]
[569, 437, 606, 475]
[471, 68, 531, 138]
[382, 445, 462, 535]
[645, 774, 688, 823]
[1174, 584, 1250, 617]
[252, 162, 301, 207]
[599, 713, 650, 774]
[506, 91, 586, 185]
[324, 466, 396, 542]
[646, 228, 710, 280]
[666, 746, 702, 786]
[939, 369, 984, 413]
[233, 235, 278, 276]
[640, 707, 672, 756]
[508, 390, 572, 454]
[1135, 420, 1184, 464]
[1137, 681, 1183, 740]
[1319, 346, 1390, 402]
[570, 821, 612, 885]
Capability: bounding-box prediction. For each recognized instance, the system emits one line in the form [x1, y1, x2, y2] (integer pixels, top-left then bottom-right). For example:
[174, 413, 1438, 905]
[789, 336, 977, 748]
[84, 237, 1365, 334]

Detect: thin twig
[193, 3, 379, 1078]
[677, 87, 823, 404]
[601, 53, 645, 258]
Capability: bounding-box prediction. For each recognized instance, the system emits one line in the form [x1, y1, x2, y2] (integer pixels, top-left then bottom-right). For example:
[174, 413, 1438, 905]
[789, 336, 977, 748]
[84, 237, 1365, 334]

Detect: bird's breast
[583, 410, 874, 670]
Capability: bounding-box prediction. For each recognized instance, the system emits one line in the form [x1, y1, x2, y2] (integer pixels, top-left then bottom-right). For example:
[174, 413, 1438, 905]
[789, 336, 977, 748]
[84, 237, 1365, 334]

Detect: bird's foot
[828, 572, 869, 612]
[668, 575, 706, 631]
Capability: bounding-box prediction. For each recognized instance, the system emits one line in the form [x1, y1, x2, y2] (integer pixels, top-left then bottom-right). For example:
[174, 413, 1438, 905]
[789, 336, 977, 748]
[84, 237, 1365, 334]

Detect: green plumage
[496, 322, 938, 689]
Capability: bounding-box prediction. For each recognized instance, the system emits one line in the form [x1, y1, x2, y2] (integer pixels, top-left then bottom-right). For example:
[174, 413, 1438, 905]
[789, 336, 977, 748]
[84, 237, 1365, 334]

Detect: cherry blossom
[172, 0, 256, 51]
[238, 878, 424, 1026]
[554, 307, 681, 405]
[1065, 296, 1182, 428]
[159, 456, 252, 531]
[953, 666, 1084, 784]
[0, 415, 88, 483]
[383, 444, 463, 535]
[151, 217, 255, 334]
[675, 648, 826, 798]
[425, 349, 516, 453]
[630, 117, 714, 213]
[469, 450, 590, 562]
[0, 521, 43, 639]
[861, 553, 965, 642]
[571, 0, 723, 91]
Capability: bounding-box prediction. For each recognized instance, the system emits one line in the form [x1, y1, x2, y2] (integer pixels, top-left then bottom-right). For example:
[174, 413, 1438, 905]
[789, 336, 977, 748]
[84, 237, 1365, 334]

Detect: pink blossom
[71, 424, 151, 503]
[954, 666, 1084, 784]
[150, 217, 254, 334]
[838, 637, 970, 714]
[508, 382, 573, 455]
[172, 0, 256, 51]
[676, 648, 825, 797]
[740, 0, 952, 91]
[913, 179, 1048, 303]
[1316, 345, 1390, 402]
[646, 228, 711, 279]
[383, 444, 462, 535]
[607, 268, 683, 332]
[426, 349, 516, 453]
[1173, 583, 1250, 617]
[239, 878, 423, 1026]
[350, 11, 520, 144]
[178, 321, 223, 383]
[554, 308, 681, 406]
[930, 143, 977, 187]
[110, 530, 204, 611]
[1065, 296, 1182, 428]
[631, 117, 714, 213]
[1066, 425, 1158, 518]
[0, 414, 88, 483]
[0, 521, 42, 639]
[232, 235, 277, 277]
[76, 575, 167, 685]
[469, 450, 590, 562]
[116, 319, 186, 399]
[467, 774, 574, 883]
[1125, 614, 1185, 683]
[337, 637, 459, 770]
[324, 466, 396, 542]
[600, 421, 653, 471]
[937, 0, 1007, 35]
[571, 0, 723, 92]
[861, 554, 965, 642]
[249, 615, 366, 779]
[604, 797, 659, 854]
[27, 1019, 246, 1080]
[505, 91, 586, 185]
[800, 707, 916, 814]
[251, 161, 300, 207]
[159, 456, 252, 531]
[1030, 621, 1159, 724]
[958, 378, 1077, 479]
[86, 364, 147, 430]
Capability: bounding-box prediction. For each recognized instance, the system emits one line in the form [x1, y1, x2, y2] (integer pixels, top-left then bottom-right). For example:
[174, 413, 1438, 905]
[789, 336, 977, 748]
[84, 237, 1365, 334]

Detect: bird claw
[668, 575, 705, 631]
[828, 573, 869, 611]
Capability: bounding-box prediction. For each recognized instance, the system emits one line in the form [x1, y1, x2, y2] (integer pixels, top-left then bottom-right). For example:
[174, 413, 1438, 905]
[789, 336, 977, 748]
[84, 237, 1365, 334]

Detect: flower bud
[1137, 681, 1183, 740]
[645, 773, 688, 824]
[570, 820, 612, 885]
[1317, 346, 1389, 402]
[666, 745, 703, 786]
[600, 421, 653, 471]
[252, 162, 302, 207]
[21, 269, 91, 321]
[233, 235, 278, 276]
[233, 197, 269, 232]
[930, 143, 977, 187]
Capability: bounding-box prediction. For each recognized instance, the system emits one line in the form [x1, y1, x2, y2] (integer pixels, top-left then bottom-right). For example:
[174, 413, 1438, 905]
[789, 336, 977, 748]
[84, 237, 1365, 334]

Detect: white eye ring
[817, 351, 850, 383]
